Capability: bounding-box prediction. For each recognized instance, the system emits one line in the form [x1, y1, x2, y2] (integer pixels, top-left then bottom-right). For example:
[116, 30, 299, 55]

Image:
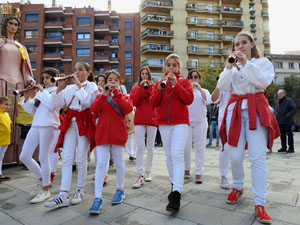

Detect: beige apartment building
[140, 0, 271, 79]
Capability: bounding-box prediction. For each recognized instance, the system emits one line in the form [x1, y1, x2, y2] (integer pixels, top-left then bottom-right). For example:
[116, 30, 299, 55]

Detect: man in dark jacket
[275, 89, 297, 153]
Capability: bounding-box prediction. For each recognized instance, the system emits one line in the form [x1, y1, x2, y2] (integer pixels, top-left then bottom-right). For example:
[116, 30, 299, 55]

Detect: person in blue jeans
[207, 104, 220, 147]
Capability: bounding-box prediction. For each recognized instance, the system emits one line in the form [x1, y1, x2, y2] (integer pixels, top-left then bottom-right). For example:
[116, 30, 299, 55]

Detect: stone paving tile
[110, 208, 197, 225]
[0, 210, 12, 224]
[61, 215, 107, 225]
[0, 220, 23, 225]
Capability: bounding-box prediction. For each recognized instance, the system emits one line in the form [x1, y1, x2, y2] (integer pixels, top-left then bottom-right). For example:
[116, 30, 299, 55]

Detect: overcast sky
[1, 0, 299, 54]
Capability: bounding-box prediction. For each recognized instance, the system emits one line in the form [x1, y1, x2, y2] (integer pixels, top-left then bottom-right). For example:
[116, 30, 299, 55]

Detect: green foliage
[199, 58, 223, 93]
[283, 75, 300, 108]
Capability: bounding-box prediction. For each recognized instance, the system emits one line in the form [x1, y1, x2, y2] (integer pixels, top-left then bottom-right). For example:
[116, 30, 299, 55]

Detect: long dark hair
[1, 16, 21, 40]
[231, 32, 261, 59]
[138, 66, 152, 84]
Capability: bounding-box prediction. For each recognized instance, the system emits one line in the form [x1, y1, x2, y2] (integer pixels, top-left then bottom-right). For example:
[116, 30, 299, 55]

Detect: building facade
[140, 0, 271, 79]
[8, 3, 140, 90]
[271, 54, 300, 85]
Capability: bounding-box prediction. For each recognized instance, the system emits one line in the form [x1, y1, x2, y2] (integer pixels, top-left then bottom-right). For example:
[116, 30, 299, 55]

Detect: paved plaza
[1, 133, 300, 225]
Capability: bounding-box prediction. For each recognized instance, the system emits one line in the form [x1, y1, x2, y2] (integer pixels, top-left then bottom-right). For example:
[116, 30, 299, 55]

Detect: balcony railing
[141, 14, 173, 25]
[221, 20, 243, 29]
[141, 44, 174, 53]
[263, 38, 270, 44]
[141, 29, 174, 39]
[187, 32, 222, 41]
[141, 0, 173, 11]
[187, 61, 223, 69]
[187, 18, 220, 26]
[141, 58, 165, 67]
[187, 46, 223, 55]
[221, 6, 243, 14]
[261, 10, 269, 16]
[186, 4, 220, 13]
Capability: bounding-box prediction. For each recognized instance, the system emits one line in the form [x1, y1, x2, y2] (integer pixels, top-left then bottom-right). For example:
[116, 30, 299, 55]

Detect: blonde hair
[232, 32, 261, 58]
[0, 96, 10, 104]
[163, 54, 181, 73]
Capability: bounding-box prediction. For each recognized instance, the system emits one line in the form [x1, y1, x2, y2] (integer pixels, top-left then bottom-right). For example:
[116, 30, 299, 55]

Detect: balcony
[141, 14, 173, 26]
[43, 52, 63, 61]
[186, 4, 220, 14]
[109, 57, 119, 64]
[94, 39, 110, 48]
[44, 21, 64, 31]
[261, 10, 269, 17]
[109, 41, 120, 49]
[141, 58, 165, 68]
[110, 27, 120, 34]
[141, 29, 174, 40]
[44, 37, 64, 46]
[263, 38, 270, 45]
[94, 53, 109, 63]
[264, 51, 271, 57]
[186, 18, 220, 27]
[141, 0, 173, 12]
[261, 0, 268, 7]
[221, 34, 235, 42]
[221, 20, 243, 31]
[94, 24, 110, 34]
[187, 46, 223, 56]
[222, 0, 241, 4]
[187, 61, 223, 69]
[187, 32, 222, 41]
[141, 44, 174, 54]
[221, 6, 243, 17]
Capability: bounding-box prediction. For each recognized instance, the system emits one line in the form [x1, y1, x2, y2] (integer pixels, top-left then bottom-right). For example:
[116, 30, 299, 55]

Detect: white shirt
[51, 80, 98, 112]
[211, 90, 230, 123]
[20, 86, 60, 128]
[217, 57, 274, 110]
[188, 88, 211, 122]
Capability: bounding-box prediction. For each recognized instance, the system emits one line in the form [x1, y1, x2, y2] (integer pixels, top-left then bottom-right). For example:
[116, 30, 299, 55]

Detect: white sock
[59, 191, 68, 198]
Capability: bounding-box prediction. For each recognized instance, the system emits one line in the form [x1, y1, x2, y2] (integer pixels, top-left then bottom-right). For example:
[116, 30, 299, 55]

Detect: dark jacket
[275, 97, 297, 125]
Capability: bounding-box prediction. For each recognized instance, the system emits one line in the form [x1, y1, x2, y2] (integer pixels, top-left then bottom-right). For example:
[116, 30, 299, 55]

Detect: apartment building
[140, 0, 271, 79]
[271, 54, 300, 85]
[8, 3, 140, 90]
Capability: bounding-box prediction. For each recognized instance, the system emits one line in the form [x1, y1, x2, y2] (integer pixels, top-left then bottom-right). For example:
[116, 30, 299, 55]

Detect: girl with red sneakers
[218, 32, 280, 224]
[150, 54, 194, 212]
[45, 62, 98, 208]
[19, 68, 60, 203]
[130, 66, 157, 189]
[89, 70, 133, 214]
[183, 70, 211, 184]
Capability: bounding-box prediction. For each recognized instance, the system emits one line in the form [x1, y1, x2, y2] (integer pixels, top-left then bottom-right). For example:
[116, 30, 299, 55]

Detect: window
[274, 62, 283, 69]
[112, 36, 118, 43]
[209, 60, 215, 68]
[191, 45, 198, 53]
[77, 31, 90, 41]
[77, 15, 90, 25]
[125, 35, 132, 45]
[207, 32, 214, 40]
[24, 28, 38, 38]
[208, 45, 214, 53]
[95, 20, 105, 26]
[31, 59, 36, 69]
[206, 18, 214, 25]
[111, 50, 118, 58]
[125, 64, 132, 75]
[288, 62, 294, 69]
[25, 12, 39, 22]
[190, 16, 197, 23]
[125, 20, 132, 30]
[112, 20, 118, 28]
[192, 59, 199, 67]
[76, 46, 90, 56]
[125, 49, 132, 59]
[24, 44, 37, 54]
[111, 65, 118, 71]
[206, 4, 213, 11]
[191, 30, 198, 38]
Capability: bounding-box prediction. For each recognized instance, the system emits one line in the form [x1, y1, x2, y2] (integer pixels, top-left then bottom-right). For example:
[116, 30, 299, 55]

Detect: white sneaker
[45, 194, 69, 208]
[30, 190, 51, 204]
[71, 189, 84, 205]
[144, 172, 152, 182]
[221, 176, 229, 189]
[30, 183, 41, 197]
[132, 176, 144, 189]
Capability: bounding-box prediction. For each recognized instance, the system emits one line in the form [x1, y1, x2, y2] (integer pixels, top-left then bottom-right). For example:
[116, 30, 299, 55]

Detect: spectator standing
[275, 89, 297, 153]
[207, 104, 220, 147]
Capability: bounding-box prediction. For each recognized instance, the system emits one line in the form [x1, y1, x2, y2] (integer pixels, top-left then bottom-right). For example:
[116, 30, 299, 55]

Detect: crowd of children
[0, 32, 280, 224]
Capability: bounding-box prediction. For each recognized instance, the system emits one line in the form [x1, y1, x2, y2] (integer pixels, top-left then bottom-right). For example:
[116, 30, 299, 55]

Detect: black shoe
[277, 148, 287, 153]
[166, 191, 181, 212]
[72, 164, 77, 171]
[287, 148, 295, 153]
[129, 156, 136, 161]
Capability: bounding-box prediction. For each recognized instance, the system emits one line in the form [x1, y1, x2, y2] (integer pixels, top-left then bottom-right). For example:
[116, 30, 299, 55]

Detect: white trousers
[94, 145, 125, 198]
[0, 145, 8, 175]
[226, 110, 268, 206]
[159, 124, 189, 193]
[135, 125, 157, 176]
[184, 121, 208, 175]
[20, 127, 57, 186]
[218, 117, 230, 178]
[125, 133, 137, 157]
[60, 121, 89, 192]
[49, 130, 60, 173]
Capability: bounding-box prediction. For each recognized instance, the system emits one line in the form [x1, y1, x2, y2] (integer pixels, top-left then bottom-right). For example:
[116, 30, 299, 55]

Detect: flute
[228, 56, 236, 64]
[144, 82, 148, 90]
[160, 80, 167, 88]
[13, 86, 36, 96]
[50, 75, 72, 83]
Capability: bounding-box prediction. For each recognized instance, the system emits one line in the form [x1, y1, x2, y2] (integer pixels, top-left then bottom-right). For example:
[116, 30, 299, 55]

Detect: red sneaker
[226, 188, 243, 204]
[255, 205, 272, 224]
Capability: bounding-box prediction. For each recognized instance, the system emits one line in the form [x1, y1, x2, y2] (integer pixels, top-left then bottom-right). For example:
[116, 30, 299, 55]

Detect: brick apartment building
[7, 3, 140, 91]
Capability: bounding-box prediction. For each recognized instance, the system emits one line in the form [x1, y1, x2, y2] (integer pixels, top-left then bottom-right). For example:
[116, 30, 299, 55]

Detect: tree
[283, 74, 300, 108]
